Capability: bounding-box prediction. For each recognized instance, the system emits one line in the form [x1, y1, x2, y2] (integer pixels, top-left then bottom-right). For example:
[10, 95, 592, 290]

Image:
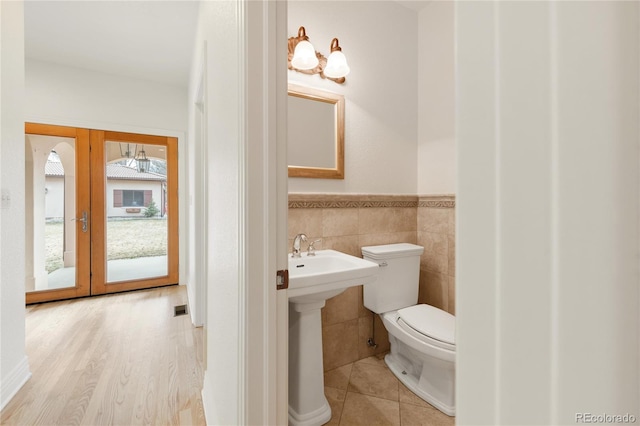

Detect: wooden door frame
[25, 124, 179, 303]
[90, 130, 179, 295]
[25, 123, 91, 304]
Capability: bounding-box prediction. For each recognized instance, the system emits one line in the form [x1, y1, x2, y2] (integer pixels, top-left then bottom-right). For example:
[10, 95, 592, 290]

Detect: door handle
[72, 211, 88, 233]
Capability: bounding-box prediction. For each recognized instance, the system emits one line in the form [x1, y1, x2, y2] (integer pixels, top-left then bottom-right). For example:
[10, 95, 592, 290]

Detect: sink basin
[287, 249, 378, 426]
[288, 249, 379, 304]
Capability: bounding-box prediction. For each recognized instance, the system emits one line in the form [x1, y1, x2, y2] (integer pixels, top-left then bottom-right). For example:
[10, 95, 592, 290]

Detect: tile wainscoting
[417, 195, 456, 315]
[288, 193, 455, 371]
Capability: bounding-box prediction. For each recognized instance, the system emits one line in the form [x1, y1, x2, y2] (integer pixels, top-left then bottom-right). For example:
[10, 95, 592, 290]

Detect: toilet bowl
[381, 305, 455, 415]
[361, 243, 456, 416]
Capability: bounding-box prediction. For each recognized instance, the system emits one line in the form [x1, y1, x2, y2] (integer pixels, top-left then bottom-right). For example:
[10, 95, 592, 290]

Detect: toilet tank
[361, 243, 424, 314]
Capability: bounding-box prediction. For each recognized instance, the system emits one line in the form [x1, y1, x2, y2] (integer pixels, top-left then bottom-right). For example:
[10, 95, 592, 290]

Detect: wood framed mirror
[288, 84, 345, 179]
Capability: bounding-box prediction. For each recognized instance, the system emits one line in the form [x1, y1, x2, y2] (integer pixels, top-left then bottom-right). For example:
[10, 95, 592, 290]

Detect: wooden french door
[25, 123, 179, 304]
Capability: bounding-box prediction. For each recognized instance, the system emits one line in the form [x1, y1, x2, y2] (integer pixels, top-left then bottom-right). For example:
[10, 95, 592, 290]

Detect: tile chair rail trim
[289, 194, 455, 209]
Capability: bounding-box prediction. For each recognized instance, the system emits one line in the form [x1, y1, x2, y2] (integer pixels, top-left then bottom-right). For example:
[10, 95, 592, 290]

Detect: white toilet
[361, 243, 455, 416]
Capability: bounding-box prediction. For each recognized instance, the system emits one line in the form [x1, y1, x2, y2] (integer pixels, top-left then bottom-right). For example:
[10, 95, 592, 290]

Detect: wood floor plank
[0, 286, 206, 426]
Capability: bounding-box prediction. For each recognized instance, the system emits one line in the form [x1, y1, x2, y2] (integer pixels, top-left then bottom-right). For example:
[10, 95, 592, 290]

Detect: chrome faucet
[292, 233, 308, 258]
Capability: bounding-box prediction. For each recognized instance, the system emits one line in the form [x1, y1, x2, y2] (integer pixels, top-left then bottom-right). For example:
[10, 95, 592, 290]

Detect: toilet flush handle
[378, 262, 388, 267]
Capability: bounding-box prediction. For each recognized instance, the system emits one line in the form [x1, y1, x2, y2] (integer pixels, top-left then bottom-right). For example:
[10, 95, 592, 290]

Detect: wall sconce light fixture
[290, 27, 319, 70]
[288, 26, 350, 84]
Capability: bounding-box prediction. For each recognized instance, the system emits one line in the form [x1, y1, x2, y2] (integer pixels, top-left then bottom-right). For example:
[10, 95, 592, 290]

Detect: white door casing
[456, 1, 640, 423]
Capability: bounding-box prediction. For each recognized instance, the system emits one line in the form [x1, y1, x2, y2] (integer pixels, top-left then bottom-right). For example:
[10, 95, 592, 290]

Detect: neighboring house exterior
[45, 161, 166, 218]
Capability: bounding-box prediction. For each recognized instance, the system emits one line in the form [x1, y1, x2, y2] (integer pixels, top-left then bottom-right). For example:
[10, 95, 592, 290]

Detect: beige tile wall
[417, 195, 456, 315]
[288, 193, 455, 371]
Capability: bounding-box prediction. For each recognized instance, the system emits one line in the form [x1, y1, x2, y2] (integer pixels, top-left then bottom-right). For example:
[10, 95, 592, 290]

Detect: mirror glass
[288, 84, 344, 179]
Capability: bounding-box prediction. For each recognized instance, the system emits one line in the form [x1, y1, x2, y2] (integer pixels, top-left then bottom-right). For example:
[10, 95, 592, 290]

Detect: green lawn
[45, 219, 168, 273]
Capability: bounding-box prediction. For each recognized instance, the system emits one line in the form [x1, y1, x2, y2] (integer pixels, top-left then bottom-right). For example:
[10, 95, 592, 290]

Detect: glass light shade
[137, 158, 150, 173]
[324, 50, 350, 79]
[291, 40, 319, 70]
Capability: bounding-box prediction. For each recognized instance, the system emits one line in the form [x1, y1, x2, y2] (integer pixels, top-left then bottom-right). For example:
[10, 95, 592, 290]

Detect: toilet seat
[396, 305, 455, 351]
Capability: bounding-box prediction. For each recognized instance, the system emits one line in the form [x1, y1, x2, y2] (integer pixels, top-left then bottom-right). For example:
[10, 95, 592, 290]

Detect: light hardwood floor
[1, 285, 206, 426]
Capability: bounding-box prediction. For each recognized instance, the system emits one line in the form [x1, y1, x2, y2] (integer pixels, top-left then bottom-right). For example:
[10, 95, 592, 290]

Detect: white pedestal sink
[288, 250, 378, 426]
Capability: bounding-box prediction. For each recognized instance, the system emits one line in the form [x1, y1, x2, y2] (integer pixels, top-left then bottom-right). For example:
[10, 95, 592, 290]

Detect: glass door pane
[25, 124, 91, 304]
[25, 125, 176, 303]
[26, 134, 77, 292]
[104, 141, 168, 283]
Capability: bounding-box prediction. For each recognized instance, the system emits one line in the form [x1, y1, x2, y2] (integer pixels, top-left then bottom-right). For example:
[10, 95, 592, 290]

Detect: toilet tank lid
[398, 304, 455, 345]
[361, 243, 424, 259]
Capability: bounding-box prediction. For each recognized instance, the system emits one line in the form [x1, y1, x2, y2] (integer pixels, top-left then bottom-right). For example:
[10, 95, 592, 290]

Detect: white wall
[191, 1, 242, 423]
[417, 1, 455, 195]
[457, 1, 639, 423]
[26, 59, 187, 134]
[0, 0, 31, 410]
[287, 1, 418, 194]
[185, 56, 205, 328]
[191, 1, 285, 423]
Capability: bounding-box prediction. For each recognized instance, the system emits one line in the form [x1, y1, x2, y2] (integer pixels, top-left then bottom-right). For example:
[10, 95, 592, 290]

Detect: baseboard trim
[0, 356, 31, 411]
[186, 282, 203, 327]
[201, 371, 214, 425]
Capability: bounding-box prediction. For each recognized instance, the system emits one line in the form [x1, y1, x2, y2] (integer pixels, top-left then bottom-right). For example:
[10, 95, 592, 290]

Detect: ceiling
[24, 0, 429, 89]
[395, 0, 431, 12]
[24, 1, 200, 88]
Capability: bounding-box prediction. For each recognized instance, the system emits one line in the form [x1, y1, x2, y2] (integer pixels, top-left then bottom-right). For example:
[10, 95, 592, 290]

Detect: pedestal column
[288, 300, 332, 426]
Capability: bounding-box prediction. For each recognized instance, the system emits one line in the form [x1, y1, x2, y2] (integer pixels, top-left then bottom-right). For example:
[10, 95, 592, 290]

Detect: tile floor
[323, 354, 455, 426]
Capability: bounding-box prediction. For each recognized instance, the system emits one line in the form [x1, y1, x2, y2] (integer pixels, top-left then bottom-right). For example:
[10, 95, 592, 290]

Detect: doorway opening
[25, 123, 179, 304]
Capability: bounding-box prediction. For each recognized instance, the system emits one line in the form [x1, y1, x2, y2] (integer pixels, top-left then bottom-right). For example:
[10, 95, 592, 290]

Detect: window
[113, 189, 151, 207]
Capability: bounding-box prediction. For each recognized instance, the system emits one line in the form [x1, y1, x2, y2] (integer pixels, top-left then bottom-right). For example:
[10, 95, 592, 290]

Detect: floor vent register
[174, 304, 188, 317]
